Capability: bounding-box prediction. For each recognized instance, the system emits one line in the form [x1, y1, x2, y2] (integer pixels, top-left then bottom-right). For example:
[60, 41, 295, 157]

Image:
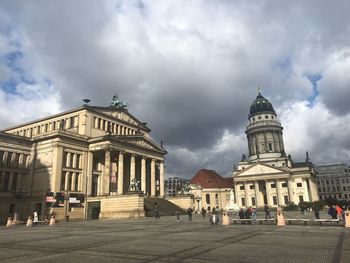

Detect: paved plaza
[0, 213, 349, 263]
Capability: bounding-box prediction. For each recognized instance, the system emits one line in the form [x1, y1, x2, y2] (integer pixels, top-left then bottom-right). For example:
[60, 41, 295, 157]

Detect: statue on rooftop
[110, 95, 128, 109]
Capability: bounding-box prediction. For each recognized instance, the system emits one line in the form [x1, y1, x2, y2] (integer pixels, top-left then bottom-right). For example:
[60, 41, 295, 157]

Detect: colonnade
[234, 179, 301, 208]
[90, 149, 164, 197]
[0, 171, 24, 192]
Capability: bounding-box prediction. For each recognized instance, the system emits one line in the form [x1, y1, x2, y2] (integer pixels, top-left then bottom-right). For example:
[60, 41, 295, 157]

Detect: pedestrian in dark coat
[187, 207, 193, 221]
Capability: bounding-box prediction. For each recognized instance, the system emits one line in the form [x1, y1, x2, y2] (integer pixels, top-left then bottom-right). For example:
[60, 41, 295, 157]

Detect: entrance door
[87, 201, 100, 220]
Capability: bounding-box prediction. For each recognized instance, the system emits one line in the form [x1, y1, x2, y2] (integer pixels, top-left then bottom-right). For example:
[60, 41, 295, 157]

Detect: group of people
[238, 207, 257, 223]
[327, 205, 347, 220]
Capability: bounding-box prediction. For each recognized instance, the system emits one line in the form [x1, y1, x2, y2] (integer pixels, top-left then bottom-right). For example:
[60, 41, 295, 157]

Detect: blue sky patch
[304, 73, 322, 106]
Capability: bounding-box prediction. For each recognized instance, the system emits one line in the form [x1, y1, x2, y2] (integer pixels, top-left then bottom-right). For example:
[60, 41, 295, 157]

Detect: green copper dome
[249, 92, 275, 116]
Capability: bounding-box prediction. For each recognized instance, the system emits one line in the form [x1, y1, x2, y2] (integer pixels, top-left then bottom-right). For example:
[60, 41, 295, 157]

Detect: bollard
[6, 217, 13, 227]
[222, 212, 230, 226]
[345, 209, 350, 228]
[276, 207, 285, 226]
[26, 216, 33, 227]
[49, 216, 56, 226]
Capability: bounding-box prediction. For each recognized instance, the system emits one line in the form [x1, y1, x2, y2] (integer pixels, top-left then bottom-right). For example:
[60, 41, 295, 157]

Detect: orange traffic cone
[26, 216, 33, 227]
[276, 207, 285, 226]
[49, 216, 56, 226]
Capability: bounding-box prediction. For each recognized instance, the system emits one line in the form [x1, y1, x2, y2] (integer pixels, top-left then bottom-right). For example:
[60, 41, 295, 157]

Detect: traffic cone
[222, 212, 230, 226]
[26, 217, 33, 227]
[6, 217, 13, 227]
[345, 209, 350, 228]
[49, 216, 56, 226]
[276, 207, 285, 226]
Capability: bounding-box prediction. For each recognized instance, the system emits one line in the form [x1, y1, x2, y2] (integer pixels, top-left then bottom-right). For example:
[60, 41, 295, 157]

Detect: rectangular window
[250, 184, 254, 189]
[297, 183, 302, 187]
[268, 143, 272, 151]
[270, 183, 276, 188]
[206, 194, 210, 204]
[282, 182, 287, 188]
[284, 195, 289, 204]
[241, 197, 245, 206]
[272, 196, 277, 205]
[251, 197, 256, 206]
[239, 185, 244, 190]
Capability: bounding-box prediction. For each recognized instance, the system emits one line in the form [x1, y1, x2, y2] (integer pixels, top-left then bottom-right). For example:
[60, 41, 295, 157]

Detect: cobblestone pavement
[0, 212, 349, 263]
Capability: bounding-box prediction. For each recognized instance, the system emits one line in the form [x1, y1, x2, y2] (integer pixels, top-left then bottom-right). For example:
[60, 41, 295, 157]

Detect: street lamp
[195, 195, 201, 213]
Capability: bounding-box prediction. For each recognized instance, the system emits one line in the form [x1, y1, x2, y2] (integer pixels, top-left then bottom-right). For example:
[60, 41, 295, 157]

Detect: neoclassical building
[0, 96, 166, 223]
[233, 91, 319, 208]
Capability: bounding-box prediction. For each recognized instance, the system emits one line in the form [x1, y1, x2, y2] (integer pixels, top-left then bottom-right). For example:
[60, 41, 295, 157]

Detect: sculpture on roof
[110, 95, 128, 109]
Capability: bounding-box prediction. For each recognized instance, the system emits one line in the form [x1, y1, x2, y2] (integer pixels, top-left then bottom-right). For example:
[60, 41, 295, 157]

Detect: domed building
[233, 91, 319, 208]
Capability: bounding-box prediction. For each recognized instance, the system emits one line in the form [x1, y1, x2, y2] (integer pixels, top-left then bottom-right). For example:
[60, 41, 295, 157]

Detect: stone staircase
[144, 197, 186, 217]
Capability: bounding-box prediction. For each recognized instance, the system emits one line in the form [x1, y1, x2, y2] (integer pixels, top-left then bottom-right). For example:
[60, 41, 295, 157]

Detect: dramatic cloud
[0, 0, 350, 178]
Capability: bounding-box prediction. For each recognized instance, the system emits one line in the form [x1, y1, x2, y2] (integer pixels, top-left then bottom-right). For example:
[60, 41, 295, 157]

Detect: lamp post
[195, 195, 201, 213]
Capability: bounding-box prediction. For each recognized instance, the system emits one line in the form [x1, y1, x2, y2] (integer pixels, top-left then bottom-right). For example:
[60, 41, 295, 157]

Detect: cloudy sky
[1, 0, 350, 179]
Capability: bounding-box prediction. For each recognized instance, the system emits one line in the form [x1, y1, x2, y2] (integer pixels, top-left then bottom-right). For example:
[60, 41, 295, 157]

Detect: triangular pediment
[89, 106, 141, 127]
[119, 136, 166, 153]
[236, 163, 286, 177]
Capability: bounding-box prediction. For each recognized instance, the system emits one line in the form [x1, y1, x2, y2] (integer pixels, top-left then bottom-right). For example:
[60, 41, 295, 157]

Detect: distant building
[189, 169, 233, 212]
[165, 176, 189, 197]
[232, 91, 319, 208]
[314, 163, 350, 201]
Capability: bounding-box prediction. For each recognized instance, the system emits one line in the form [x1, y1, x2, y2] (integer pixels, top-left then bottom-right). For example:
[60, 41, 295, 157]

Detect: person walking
[187, 207, 193, 221]
[264, 204, 271, 219]
[175, 210, 180, 223]
[251, 208, 257, 224]
[33, 211, 39, 225]
[313, 205, 320, 219]
[154, 202, 160, 219]
[201, 207, 207, 219]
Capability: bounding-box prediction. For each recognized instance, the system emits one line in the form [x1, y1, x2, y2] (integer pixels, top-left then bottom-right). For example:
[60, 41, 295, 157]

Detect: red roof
[190, 169, 233, 188]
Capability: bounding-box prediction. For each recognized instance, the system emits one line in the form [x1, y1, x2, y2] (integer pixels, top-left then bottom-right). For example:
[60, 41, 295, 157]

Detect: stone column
[103, 149, 111, 195]
[71, 172, 76, 191]
[117, 152, 124, 195]
[16, 173, 22, 190]
[234, 182, 240, 206]
[130, 154, 136, 181]
[52, 145, 64, 192]
[159, 161, 165, 197]
[65, 172, 70, 191]
[287, 180, 294, 204]
[254, 181, 261, 207]
[309, 178, 319, 202]
[244, 182, 250, 207]
[8, 172, 14, 191]
[141, 157, 146, 193]
[150, 159, 156, 196]
[276, 179, 282, 206]
[86, 151, 93, 196]
[263, 133, 268, 152]
[265, 180, 271, 206]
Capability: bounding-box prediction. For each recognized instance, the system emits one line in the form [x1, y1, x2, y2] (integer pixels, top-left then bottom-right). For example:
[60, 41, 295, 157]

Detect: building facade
[165, 176, 189, 197]
[314, 163, 350, 201]
[0, 97, 166, 223]
[189, 169, 233, 212]
[233, 91, 319, 208]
